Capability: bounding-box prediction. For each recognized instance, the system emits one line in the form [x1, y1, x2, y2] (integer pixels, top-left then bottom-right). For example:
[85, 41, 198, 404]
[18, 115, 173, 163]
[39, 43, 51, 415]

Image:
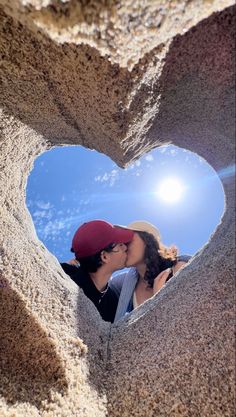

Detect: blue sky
[26, 145, 225, 262]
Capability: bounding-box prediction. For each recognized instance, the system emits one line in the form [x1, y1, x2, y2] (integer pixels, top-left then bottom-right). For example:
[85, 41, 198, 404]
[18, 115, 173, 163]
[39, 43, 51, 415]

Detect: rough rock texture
[0, 1, 235, 417]
[1, 0, 233, 68]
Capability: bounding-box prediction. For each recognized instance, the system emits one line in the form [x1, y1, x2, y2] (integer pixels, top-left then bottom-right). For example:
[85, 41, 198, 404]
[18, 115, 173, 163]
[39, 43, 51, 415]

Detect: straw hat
[127, 220, 161, 242]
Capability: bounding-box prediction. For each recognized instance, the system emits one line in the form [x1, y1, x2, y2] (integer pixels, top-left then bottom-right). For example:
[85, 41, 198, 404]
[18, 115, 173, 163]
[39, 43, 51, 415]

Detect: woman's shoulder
[177, 254, 192, 263]
[109, 268, 137, 295]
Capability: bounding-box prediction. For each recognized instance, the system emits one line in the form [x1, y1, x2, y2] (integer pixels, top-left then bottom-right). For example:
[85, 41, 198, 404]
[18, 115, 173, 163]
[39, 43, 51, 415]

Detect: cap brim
[113, 226, 134, 243]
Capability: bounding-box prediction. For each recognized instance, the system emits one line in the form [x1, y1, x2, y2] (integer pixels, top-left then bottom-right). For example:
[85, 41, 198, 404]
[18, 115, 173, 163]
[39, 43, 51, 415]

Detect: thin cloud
[126, 160, 141, 171]
[159, 146, 168, 154]
[145, 154, 154, 162]
[37, 209, 102, 240]
[36, 200, 53, 210]
[94, 169, 119, 187]
[33, 209, 53, 221]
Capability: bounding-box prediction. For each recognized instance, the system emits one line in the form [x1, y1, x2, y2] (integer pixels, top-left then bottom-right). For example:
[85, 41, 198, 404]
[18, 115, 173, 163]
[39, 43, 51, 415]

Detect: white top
[132, 290, 139, 309]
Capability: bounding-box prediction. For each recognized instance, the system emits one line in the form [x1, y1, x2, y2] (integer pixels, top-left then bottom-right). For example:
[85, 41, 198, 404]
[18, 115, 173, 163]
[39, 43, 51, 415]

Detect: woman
[109, 221, 191, 322]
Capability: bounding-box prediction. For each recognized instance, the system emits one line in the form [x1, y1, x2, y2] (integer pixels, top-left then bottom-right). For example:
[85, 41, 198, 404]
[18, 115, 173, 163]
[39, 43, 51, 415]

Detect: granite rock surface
[0, 1, 235, 416]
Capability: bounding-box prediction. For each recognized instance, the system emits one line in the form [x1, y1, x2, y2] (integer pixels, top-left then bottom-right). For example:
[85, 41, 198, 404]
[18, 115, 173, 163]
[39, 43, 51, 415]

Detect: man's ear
[100, 250, 110, 264]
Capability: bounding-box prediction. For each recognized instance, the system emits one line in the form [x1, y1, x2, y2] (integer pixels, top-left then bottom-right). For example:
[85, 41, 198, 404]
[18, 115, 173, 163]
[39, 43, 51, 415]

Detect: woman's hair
[71, 242, 117, 273]
[137, 231, 178, 288]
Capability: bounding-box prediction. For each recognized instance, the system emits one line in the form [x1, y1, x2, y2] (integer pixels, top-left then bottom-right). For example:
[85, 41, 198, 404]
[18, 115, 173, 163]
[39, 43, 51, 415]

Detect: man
[61, 220, 134, 322]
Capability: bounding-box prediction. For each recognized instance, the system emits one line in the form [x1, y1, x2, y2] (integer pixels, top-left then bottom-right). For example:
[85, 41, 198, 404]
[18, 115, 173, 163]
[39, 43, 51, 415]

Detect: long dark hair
[137, 231, 178, 288]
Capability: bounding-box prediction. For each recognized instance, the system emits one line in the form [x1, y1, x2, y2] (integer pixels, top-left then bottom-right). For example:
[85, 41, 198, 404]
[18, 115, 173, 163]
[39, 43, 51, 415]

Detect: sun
[156, 177, 185, 203]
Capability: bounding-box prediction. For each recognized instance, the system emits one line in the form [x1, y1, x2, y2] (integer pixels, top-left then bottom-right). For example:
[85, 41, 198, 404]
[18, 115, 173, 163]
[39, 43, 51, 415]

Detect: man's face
[103, 243, 128, 271]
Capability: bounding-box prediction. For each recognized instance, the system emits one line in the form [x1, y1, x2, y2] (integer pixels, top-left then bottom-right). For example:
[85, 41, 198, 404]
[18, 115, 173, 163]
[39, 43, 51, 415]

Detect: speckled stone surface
[1, 0, 233, 68]
[0, 1, 235, 416]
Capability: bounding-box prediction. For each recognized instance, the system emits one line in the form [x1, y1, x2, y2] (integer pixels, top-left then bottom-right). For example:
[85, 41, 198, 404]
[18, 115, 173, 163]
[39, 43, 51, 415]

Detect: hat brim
[122, 221, 161, 242]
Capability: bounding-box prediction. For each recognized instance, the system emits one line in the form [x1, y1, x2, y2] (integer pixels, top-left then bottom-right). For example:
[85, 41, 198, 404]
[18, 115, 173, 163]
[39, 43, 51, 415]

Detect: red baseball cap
[72, 220, 134, 259]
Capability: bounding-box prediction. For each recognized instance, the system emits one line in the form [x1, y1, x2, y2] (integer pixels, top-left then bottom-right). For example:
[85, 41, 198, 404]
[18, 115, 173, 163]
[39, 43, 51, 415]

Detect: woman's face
[125, 232, 146, 267]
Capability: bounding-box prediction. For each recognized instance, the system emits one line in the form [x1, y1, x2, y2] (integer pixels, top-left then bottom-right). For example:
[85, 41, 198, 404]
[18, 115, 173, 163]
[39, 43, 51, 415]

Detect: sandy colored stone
[0, 1, 235, 416]
[0, 0, 234, 68]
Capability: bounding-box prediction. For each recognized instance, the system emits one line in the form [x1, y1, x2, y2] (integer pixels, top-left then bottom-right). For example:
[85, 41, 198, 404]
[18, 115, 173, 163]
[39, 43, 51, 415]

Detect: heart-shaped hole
[26, 144, 225, 321]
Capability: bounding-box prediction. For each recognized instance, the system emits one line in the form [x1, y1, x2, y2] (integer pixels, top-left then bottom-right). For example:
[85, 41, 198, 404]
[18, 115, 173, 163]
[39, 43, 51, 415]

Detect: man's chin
[116, 261, 128, 270]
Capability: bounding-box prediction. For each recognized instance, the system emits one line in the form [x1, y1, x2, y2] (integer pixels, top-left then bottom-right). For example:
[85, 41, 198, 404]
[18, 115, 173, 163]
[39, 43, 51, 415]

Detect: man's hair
[137, 231, 178, 288]
[71, 243, 116, 273]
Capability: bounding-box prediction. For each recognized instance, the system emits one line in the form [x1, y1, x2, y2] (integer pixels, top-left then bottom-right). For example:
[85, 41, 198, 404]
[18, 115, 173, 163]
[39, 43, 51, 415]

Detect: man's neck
[90, 268, 112, 292]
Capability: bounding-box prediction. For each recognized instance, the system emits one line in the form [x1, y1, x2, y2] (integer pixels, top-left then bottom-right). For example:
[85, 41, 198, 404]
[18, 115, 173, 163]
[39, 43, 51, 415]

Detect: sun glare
[156, 177, 185, 203]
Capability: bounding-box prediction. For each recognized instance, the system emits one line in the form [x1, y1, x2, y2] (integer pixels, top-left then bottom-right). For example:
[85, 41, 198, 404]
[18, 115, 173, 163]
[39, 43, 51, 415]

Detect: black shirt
[60, 263, 118, 323]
